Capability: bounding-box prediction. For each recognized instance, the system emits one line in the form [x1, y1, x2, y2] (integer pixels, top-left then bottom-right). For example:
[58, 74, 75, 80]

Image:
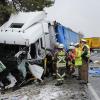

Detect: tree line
[0, 0, 54, 26]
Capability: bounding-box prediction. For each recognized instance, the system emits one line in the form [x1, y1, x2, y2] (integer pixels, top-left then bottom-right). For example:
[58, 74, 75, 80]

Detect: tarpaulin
[55, 23, 80, 50]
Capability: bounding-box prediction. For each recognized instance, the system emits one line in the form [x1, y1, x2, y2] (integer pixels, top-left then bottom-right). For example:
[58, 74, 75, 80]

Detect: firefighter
[74, 43, 82, 79]
[69, 42, 76, 56]
[80, 39, 90, 83]
[54, 44, 66, 86]
[67, 46, 75, 76]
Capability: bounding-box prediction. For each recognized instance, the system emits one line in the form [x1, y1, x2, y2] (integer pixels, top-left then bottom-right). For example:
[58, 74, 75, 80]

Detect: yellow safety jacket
[82, 44, 90, 58]
[57, 50, 66, 68]
[85, 44, 90, 57]
[75, 47, 82, 66]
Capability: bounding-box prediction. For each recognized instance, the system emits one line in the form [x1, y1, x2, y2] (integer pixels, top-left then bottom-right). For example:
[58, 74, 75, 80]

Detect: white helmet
[81, 39, 87, 43]
[75, 42, 79, 46]
[69, 46, 75, 49]
[70, 42, 74, 46]
[58, 44, 64, 48]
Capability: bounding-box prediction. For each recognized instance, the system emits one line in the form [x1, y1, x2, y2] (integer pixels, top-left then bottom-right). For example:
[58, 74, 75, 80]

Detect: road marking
[88, 83, 100, 100]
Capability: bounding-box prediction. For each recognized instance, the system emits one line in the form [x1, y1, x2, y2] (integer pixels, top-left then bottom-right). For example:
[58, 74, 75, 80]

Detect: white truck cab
[0, 11, 52, 61]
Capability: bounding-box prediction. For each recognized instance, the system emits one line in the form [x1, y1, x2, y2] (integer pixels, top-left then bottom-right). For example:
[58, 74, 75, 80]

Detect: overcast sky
[45, 0, 100, 37]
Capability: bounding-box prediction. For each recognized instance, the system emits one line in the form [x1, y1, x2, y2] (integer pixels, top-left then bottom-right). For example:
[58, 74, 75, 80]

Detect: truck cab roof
[0, 11, 48, 45]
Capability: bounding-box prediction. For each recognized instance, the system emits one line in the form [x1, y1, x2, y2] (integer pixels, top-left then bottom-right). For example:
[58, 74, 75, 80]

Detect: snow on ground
[0, 78, 89, 100]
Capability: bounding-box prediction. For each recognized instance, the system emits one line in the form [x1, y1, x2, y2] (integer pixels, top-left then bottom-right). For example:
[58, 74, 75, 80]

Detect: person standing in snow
[54, 44, 67, 86]
[80, 39, 90, 83]
[74, 43, 82, 80]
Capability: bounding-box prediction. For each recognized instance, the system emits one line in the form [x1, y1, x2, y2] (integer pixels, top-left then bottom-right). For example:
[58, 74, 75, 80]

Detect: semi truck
[0, 11, 83, 73]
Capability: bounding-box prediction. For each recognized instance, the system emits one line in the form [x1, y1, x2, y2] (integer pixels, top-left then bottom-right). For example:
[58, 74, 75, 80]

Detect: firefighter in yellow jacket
[74, 43, 82, 79]
[54, 44, 66, 86]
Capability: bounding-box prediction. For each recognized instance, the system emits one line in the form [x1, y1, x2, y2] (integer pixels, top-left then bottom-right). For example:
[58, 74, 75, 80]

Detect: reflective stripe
[57, 72, 65, 81]
[57, 50, 66, 67]
[57, 78, 64, 81]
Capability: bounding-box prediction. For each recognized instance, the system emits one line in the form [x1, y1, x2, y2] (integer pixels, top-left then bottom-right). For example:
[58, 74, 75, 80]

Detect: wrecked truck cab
[0, 11, 50, 66]
[0, 11, 51, 88]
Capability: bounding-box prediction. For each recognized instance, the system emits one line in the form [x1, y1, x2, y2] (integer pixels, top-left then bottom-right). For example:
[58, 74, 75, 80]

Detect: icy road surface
[0, 78, 89, 100]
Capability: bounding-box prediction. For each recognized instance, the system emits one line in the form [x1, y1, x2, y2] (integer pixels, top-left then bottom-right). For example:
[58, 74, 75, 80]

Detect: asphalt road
[0, 77, 89, 100]
[89, 52, 100, 100]
[89, 77, 100, 100]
